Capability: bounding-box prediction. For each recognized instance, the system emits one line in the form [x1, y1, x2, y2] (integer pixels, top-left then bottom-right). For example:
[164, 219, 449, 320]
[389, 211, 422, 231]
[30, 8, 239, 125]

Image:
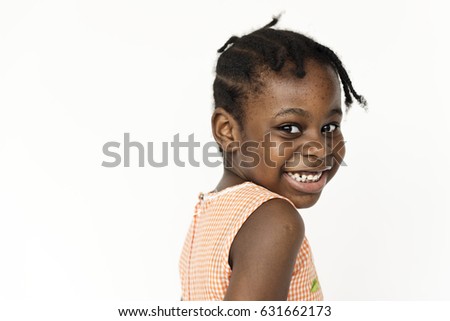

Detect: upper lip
[284, 166, 332, 173]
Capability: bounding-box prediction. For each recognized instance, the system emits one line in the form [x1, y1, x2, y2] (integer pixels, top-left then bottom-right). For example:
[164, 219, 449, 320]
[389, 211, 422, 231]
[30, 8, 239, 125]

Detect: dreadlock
[213, 16, 367, 128]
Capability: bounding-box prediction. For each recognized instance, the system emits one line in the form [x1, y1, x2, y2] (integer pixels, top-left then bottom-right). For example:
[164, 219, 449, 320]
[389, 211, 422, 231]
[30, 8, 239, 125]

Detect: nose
[303, 141, 328, 158]
[298, 133, 332, 168]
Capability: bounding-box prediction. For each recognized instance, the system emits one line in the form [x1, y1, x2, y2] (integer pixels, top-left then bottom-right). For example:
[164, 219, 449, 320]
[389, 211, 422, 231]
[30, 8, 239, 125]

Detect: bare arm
[224, 198, 304, 301]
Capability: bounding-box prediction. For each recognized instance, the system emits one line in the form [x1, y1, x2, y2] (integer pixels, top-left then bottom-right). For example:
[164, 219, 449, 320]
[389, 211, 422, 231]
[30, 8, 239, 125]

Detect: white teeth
[287, 171, 323, 183]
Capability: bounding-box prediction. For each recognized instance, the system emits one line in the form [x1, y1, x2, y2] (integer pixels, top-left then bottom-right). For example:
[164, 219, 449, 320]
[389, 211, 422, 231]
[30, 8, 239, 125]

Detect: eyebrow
[328, 107, 343, 117]
[274, 107, 342, 119]
[275, 107, 312, 119]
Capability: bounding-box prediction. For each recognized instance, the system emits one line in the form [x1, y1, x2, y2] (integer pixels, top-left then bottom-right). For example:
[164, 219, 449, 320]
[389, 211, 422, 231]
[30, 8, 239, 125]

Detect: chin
[291, 193, 322, 209]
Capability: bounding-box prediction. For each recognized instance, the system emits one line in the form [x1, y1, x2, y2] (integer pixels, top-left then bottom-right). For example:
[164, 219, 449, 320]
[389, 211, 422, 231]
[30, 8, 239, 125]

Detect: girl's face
[234, 59, 345, 208]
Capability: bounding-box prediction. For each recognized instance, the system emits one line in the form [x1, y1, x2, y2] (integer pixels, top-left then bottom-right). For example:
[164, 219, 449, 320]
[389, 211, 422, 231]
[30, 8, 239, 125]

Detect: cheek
[239, 141, 262, 168]
[254, 139, 295, 169]
[277, 141, 296, 160]
[331, 135, 346, 166]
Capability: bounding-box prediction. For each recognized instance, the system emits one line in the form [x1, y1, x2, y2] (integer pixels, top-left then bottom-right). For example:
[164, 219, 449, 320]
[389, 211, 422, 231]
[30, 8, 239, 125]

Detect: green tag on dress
[311, 278, 320, 293]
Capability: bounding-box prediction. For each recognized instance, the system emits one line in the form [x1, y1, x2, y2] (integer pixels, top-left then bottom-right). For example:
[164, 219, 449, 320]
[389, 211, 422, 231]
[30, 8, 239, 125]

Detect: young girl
[179, 17, 366, 301]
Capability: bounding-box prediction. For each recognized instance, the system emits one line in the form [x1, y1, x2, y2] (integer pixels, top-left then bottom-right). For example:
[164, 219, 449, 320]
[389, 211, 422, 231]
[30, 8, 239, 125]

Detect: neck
[214, 168, 248, 193]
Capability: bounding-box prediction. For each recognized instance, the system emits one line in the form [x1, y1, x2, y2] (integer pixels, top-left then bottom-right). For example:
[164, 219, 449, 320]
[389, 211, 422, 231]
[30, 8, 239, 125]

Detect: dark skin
[211, 59, 346, 300]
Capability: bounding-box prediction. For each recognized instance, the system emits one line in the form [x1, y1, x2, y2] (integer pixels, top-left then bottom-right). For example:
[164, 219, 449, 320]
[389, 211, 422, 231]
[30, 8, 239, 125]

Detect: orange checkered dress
[179, 181, 323, 301]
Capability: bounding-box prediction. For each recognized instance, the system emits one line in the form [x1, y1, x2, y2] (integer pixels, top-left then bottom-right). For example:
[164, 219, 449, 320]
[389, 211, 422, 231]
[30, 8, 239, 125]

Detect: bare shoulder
[225, 198, 305, 300]
[229, 198, 305, 265]
[249, 198, 304, 236]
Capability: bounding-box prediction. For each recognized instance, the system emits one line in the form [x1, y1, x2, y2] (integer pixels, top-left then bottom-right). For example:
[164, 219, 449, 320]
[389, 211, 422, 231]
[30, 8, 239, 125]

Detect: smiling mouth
[283, 169, 330, 194]
[286, 171, 323, 183]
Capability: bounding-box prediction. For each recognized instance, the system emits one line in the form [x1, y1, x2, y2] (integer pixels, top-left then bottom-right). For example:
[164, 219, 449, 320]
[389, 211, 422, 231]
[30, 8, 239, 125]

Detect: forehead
[245, 59, 341, 121]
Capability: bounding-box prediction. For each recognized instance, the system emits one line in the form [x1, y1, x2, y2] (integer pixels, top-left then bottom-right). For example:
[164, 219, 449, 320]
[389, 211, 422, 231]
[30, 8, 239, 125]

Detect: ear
[211, 107, 241, 153]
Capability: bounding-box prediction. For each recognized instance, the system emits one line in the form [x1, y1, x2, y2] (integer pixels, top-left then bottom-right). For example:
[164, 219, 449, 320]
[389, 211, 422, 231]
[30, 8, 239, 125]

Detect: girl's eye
[322, 123, 340, 133]
[279, 124, 301, 134]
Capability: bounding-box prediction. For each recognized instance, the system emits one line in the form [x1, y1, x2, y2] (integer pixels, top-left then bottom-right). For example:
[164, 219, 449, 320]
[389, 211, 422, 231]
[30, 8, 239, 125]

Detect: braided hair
[213, 16, 367, 128]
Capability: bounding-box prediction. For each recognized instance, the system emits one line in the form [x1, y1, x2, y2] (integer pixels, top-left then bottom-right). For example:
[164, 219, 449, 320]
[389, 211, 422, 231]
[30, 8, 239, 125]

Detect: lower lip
[283, 171, 329, 194]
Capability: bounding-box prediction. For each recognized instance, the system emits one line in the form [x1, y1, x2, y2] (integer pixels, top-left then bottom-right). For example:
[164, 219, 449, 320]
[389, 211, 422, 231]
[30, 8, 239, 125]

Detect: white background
[1, 0, 449, 302]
